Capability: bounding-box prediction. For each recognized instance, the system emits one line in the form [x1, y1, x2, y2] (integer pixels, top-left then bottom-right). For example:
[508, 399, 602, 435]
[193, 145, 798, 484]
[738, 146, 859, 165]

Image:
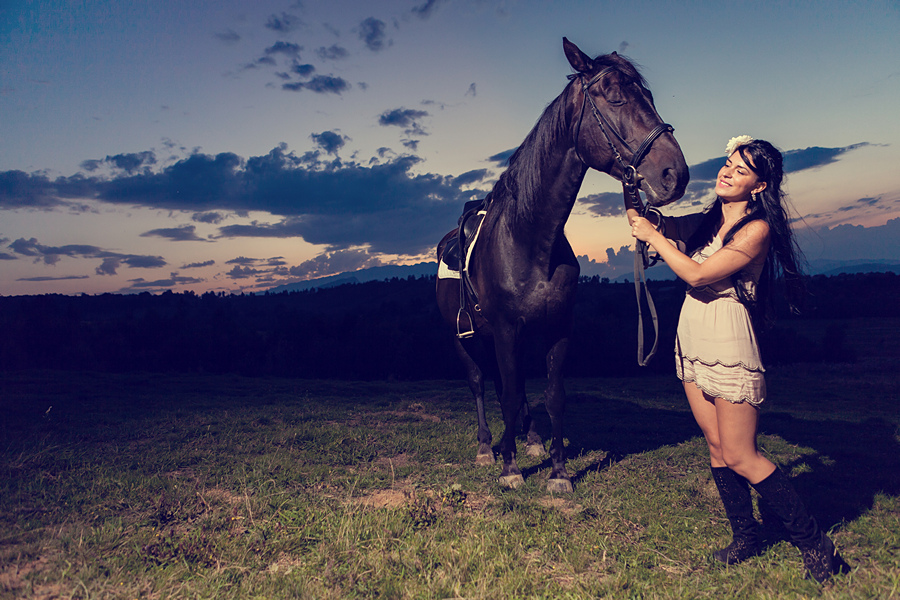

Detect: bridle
[570, 67, 674, 211]
[570, 67, 673, 367]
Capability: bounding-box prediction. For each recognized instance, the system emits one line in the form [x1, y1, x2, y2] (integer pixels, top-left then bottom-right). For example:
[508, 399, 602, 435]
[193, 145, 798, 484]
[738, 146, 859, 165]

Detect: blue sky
[1, 0, 899, 295]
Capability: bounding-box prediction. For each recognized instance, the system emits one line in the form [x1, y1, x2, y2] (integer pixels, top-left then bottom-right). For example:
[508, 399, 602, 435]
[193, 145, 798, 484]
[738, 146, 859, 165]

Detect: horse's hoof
[475, 452, 495, 466]
[499, 474, 525, 489]
[525, 443, 546, 458]
[547, 478, 573, 493]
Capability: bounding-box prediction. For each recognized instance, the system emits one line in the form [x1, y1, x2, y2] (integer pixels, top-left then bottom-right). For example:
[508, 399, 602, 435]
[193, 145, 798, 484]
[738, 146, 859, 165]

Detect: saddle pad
[437, 259, 461, 280]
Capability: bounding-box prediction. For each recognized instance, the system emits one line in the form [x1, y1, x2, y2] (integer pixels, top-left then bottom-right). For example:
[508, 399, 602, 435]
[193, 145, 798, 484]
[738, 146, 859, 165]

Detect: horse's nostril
[661, 167, 677, 192]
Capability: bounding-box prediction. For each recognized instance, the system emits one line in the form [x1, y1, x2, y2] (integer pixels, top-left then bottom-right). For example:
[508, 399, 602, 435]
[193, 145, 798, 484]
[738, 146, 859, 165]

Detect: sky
[1, 0, 899, 296]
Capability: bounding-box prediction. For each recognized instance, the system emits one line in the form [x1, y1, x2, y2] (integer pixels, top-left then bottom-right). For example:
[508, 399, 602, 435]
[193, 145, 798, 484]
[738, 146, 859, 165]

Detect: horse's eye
[599, 82, 627, 106]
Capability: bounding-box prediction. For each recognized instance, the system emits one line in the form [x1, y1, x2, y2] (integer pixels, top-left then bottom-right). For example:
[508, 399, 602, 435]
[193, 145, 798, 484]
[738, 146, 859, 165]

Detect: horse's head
[563, 38, 689, 207]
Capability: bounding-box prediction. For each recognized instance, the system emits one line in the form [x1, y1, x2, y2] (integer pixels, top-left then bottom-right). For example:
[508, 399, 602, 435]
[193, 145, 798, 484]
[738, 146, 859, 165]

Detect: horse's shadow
[513, 391, 899, 531]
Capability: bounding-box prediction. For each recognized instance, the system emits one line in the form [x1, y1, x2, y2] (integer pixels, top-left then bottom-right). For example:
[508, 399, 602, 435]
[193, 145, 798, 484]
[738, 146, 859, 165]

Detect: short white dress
[674, 235, 766, 406]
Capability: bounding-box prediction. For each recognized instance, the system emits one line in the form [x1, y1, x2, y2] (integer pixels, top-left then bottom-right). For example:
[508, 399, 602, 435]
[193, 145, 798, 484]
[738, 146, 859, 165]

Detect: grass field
[2, 361, 898, 599]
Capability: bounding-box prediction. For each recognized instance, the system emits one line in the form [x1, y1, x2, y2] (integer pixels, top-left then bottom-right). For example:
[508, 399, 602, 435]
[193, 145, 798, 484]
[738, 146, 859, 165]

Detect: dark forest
[1, 272, 897, 380]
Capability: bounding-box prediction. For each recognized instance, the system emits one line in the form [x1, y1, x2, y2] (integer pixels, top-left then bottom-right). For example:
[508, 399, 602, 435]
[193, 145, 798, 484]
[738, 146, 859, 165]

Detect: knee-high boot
[750, 468, 850, 582]
[711, 466, 760, 564]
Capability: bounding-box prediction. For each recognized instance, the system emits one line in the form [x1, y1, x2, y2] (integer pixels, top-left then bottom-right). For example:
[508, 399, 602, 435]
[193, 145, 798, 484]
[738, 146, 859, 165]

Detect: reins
[571, 68, 673, 366]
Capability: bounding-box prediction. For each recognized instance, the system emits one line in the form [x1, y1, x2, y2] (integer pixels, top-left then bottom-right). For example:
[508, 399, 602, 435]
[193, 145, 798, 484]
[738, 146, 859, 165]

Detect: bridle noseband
[570, 68, 674, 213]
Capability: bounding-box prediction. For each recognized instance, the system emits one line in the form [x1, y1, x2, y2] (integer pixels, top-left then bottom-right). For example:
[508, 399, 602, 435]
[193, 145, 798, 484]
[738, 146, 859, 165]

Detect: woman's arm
[631, 217, 770, 287]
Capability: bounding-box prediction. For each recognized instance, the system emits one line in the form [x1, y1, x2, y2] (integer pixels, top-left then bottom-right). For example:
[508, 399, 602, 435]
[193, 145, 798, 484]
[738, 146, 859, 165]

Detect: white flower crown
[725, 135, 754, 156]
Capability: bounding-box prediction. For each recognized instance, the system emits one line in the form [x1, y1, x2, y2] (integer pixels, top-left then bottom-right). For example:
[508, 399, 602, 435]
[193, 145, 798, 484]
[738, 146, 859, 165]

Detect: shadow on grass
[519, 391, 900, 531]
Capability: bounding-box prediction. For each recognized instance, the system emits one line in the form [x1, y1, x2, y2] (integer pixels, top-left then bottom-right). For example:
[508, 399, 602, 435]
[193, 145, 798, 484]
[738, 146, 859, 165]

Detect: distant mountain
[266, 262, 438, 293]
[806, 259, 900, 277]
[266, 256, 899, 292]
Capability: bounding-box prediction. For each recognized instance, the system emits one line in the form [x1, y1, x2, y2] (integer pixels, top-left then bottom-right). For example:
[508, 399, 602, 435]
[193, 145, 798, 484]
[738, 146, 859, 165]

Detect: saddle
[440, 196, 488, 272]
[440, 194, 491, 338]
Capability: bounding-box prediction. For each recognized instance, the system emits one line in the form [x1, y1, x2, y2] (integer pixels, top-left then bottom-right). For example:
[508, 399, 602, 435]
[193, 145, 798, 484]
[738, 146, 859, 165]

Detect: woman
[628, 136, 848, 582]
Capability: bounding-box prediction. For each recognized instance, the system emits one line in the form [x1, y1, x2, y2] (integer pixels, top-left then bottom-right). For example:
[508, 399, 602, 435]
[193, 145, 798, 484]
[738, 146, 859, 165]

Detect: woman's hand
[630, 216, 659, 243]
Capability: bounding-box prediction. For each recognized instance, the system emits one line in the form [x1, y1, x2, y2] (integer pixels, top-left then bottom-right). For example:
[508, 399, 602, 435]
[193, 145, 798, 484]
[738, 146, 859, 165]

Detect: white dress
[674, 235, 766, 405]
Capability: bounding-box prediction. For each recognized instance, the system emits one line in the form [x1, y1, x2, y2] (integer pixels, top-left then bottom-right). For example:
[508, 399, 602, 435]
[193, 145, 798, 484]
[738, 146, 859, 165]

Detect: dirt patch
[199, 486, 245, 506]
[0, 556, 65, 600]
[374, 453, 413, 469]
[356, 488, 411, 509]
[538, 497, 583, 515]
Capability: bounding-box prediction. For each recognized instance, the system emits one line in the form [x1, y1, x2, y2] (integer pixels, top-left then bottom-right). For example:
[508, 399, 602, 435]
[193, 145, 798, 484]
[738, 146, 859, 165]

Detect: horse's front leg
[493, 323, 526, 489]
[544, 335, 573, 493]
[453, 337, 494, 465]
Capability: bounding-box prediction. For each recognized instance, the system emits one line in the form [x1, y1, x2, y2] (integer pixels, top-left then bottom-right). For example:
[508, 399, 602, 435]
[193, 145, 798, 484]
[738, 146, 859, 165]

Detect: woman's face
[716, 148, 766, 202]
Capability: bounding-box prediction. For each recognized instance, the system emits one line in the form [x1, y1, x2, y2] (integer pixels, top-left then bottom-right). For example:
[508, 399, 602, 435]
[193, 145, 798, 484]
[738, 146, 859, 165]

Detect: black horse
[436, 38, 689, 492]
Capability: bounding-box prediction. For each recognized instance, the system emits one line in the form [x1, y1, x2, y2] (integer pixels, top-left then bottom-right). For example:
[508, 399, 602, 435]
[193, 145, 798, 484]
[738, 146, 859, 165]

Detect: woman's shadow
[522, 390, 900, 534]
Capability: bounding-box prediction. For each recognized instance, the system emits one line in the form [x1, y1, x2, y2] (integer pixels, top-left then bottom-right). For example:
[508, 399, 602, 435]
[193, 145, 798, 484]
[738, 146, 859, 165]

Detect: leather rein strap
[572, 68, 673, 367]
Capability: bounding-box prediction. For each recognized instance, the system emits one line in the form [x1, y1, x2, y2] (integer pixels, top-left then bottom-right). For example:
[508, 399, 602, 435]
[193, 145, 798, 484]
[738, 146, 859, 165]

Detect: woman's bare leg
[683, 381, 725, 466]
[713, 397, 776, 484]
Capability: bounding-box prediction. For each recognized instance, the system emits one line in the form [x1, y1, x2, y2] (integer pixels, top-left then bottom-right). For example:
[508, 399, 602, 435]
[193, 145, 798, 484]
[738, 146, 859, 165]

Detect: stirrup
[456, 308, 475, 339]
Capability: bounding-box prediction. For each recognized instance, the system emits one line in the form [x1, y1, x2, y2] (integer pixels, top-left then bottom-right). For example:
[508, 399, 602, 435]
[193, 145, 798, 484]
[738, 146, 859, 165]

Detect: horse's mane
[491, 53, 648, 225]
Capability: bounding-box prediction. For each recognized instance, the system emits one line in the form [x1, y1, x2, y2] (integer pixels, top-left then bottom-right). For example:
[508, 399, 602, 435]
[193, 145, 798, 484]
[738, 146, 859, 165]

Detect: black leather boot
[711, 466, 761, 564]
[751, 468, 850, 582]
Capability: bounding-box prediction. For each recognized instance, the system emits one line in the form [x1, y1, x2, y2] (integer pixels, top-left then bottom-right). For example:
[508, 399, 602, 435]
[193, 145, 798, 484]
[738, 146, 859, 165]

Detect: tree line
[1, 272, 896, 380]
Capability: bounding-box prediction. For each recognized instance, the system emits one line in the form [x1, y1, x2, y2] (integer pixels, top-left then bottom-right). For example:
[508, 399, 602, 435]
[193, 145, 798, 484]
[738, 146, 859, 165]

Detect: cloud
[379, 108, 429, 137]
[577, 246, 636, 279]
[8, 237, 166, 274]
[264, 41, 303, 59]
[181, 260, 215, 269]
[452, 169, 491, 187]
[265, 12, 303, 34]
[17, 275, 90, 282]
[290, 62, 316, 77]
[359, 17, 389, 52]
[488, 148, 517, 166]
[797, 217, 900, 262]
[316, 44, 349, 61]
[79, 151, 156, 175]
[283, 74, 351, 94]
[289, 248, 384, 280]
[214, 29, 241, 44]
[688, 142, 871, 183]
[311, 131, 349, 155]
[578, 191, 626, 217]
[0, 170, 66, 208]
[411, 0, 446, 19]
[192, 211, 225, 224]
[140, 225, 208, 242]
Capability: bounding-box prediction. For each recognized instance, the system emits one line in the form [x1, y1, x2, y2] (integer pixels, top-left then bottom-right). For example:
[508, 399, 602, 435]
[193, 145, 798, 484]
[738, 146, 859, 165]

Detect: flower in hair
[725, 135, 754, 156]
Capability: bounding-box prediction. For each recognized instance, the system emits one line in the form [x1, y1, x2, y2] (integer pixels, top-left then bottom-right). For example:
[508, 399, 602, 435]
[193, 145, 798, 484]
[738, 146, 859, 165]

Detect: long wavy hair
[685, 139, 806, 328]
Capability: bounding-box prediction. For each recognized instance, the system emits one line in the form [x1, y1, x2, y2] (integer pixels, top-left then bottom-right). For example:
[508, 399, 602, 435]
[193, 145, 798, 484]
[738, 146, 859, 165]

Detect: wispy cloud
[8, 238, 166, 275]
[141, 225, 208, 242]
[358, 17, 390, 52]
[265, 12, 303, 34]
[378, 108, 430, 137]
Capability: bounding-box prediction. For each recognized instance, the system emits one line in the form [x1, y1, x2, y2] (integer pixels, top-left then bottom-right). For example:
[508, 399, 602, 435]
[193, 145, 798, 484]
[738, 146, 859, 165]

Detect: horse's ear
[563, 37, 593, 74]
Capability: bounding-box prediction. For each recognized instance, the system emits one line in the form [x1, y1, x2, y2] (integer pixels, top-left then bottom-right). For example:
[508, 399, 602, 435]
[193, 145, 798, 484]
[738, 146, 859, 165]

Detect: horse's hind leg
[455, 338, 494, 465]
[520, 400, 546, 458]
[544, 335, 573, 493]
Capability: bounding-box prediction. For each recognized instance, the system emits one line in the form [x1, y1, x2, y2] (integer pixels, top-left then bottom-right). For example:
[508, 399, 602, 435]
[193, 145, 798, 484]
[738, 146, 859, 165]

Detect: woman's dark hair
[685, 139, 806, 328]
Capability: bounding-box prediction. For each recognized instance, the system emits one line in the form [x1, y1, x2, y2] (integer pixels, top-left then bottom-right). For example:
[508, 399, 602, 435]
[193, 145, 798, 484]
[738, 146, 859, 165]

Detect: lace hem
[676, 354, 765, 406]
[677, 354, 764, 373]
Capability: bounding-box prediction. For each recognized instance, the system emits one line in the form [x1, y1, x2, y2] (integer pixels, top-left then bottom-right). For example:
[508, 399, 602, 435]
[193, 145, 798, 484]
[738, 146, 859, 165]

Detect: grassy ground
[1, 363, 898, 599]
